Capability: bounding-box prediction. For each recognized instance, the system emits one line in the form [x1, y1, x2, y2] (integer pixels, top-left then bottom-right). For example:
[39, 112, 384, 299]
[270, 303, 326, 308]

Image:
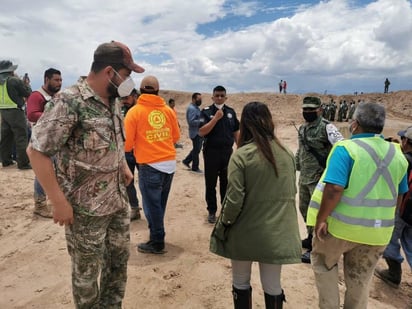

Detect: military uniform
[31, 77, 130, 308]
[296, 97, 343, 246]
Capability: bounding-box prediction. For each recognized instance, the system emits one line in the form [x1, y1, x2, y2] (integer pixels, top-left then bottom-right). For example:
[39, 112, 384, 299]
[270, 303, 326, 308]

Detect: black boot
[374, 257, 402, 288]
[232, 286, 252, 309]
[301, 233, 313, 250]
[264, 290, 286, 309]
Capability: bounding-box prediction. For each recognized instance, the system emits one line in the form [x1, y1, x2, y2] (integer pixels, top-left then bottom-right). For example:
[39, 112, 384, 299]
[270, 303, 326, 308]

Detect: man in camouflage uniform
[296, 97, 343, 263]
[27, 41, 144, 308]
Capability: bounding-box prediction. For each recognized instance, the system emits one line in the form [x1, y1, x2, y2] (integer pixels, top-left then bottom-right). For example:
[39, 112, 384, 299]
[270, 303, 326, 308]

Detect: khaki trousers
[311, 233, 385, 309]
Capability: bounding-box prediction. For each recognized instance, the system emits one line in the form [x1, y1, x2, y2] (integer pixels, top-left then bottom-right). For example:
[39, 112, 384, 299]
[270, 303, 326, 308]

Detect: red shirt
[26, 89, 50, 123]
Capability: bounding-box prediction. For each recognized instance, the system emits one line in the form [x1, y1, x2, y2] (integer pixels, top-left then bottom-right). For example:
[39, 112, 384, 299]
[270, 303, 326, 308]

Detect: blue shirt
[324, 133, 408, 194]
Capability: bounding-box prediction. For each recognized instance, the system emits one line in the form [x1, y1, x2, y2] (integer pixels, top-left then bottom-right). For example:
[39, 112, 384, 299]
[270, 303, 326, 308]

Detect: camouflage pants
[65, 208, 130, 309]
[311, 234, 385, 308]
[298, 181, 317, 236]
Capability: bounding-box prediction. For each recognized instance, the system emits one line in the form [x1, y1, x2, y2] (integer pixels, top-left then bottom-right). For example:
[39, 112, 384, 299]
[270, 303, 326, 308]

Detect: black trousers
[203, 147, 232, 215]
[0, 109, 30, 167]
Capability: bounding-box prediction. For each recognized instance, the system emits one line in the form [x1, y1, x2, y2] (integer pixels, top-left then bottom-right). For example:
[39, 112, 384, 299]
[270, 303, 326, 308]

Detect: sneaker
[191, 169, 203, 174]
[182, 161, 191, 169]
[137, 241, 166, 254]
[130, 208, 141, 221]
[208, 213, 216, 224]
[301, 250, 311, 264]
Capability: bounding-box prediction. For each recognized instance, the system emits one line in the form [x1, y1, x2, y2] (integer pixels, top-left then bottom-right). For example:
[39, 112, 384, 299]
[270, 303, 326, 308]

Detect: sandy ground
[0, 91, 411, 308]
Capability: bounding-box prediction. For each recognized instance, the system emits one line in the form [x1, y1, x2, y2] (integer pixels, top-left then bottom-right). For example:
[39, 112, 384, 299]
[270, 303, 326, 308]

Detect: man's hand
[123, 161, 133, 186]
[214, 109, 224, 121]
[52, 198, 74, 226]
[314, 221, 328, 241]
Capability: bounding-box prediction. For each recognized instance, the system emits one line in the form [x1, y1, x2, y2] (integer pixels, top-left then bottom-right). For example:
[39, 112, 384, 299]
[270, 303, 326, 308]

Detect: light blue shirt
[324, 133, 408, 194]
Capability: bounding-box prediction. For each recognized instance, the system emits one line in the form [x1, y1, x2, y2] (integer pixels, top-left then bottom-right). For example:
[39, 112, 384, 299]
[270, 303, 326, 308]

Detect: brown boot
[34, 196, 53, 218]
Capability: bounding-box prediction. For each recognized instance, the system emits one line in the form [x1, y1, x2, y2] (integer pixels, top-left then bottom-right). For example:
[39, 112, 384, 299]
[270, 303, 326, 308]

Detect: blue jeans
[183, 135, 203, 171]
[138, 164, 174, 243]
[383, 210, 412, 269]
[34, 176, 46, 199]
[125, 152, 139, 209]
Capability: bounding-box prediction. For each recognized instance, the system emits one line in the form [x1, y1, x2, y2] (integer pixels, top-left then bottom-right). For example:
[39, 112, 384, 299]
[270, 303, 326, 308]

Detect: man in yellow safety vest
[307, 102, 408, 308]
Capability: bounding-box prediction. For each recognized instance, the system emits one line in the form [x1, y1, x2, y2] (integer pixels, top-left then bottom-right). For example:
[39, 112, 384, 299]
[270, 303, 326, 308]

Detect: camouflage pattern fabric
[66, 208, 130, 309]
[31, 77, 131, 308]
[31, 77, 129, 216]
[296, 116, 331, 232]
[296, 117, 330, 184]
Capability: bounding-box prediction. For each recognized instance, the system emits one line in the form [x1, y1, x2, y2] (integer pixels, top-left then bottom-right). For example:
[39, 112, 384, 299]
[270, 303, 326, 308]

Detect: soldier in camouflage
[295, 97, 343, 263]
[27, 41, 145, 308]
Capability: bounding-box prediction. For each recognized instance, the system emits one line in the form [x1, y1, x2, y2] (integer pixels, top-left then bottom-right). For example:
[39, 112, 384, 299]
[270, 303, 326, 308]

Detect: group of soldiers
[321, 99, 359, 122]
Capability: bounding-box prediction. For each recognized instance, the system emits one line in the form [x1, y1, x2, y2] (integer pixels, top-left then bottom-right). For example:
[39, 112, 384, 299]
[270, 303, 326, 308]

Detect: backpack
[400, 153, 412, 225]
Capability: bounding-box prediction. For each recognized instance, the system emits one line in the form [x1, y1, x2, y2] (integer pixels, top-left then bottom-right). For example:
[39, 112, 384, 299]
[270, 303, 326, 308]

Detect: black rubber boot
[301, 233, 313, 250]
[232, 286, 252, 309]
[264, 290, 286, 309]
[374, 257, 402, 288]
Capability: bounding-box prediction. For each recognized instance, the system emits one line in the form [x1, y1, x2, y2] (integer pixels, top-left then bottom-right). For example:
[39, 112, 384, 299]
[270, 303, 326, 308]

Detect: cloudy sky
[1, 0, 412, 95]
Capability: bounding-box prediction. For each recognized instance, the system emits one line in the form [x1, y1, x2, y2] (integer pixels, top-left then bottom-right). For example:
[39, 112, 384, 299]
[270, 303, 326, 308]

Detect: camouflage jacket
[31, 77, 128, 216]
[295, 117, 342, 184]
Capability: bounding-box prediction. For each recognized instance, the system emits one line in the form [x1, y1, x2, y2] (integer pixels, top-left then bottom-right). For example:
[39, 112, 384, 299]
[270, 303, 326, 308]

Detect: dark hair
[44, 68, 61, 82]
[90, 61, 126, 73]
[213, 85, 226, 93]
[168, 98, 175, 104]
[192, 92, 201, 100]
[238, 101, 285, 176]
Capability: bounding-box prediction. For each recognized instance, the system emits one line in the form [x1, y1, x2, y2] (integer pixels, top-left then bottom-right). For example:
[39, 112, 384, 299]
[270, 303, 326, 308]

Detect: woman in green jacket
[210, 102, 301, 308]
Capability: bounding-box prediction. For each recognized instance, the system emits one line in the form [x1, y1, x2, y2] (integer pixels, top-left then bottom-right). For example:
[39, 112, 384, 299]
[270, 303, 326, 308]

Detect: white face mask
[117, 77, 135, 97]
[110, 70, 136, 97]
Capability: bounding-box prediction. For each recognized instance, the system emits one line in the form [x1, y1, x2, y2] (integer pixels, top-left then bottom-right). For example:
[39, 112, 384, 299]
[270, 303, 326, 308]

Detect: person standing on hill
[124, 76, 180, 254]
[182, 92, 203, 173]
[199, 85, 239, 224]
[282, 80, 287, 94]
[384, 78, 391, 93]
[210, 101, 301, 309]
[278, 80, 283, 93]
[27, 41, 143, 308]
[0, 60, 32, 169]
[307, 103, 408, 308]
[27, 68, 62, 218]
[295, 97, 343, 264]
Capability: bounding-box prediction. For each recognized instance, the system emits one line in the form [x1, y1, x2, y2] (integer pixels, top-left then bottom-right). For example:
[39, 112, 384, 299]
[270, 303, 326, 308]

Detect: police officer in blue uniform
[199, 85, 239, 223]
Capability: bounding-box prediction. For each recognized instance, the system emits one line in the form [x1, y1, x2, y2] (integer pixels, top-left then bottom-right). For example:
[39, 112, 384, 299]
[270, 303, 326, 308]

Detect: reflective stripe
[340, 139, 397, 208]
[309, 200, 394, 228]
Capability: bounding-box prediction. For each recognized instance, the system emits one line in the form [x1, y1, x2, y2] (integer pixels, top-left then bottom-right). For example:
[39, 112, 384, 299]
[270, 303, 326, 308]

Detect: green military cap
[302, 96, 321, 108]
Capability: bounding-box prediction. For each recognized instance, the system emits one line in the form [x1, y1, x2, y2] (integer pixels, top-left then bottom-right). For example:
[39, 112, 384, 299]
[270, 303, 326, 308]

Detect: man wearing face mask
[182, 92, 203, 173]
[199, 85, 240, 224]
[306, 103, 408, 308]
[295, 96, 343, 264]
[27, 41, 143, 308]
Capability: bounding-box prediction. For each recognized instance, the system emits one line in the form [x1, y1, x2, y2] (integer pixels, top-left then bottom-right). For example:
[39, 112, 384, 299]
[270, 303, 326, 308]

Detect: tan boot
[34, 197, 53, 218]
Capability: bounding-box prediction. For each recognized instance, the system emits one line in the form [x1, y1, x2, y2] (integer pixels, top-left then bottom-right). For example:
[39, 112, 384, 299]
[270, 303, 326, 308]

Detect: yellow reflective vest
[0, 80, 18, 109]
[307, 137, 408, 245]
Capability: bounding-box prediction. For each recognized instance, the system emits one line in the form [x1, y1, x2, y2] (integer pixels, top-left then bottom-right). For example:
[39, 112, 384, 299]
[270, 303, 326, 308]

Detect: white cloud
[0, 0, 411, 94]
